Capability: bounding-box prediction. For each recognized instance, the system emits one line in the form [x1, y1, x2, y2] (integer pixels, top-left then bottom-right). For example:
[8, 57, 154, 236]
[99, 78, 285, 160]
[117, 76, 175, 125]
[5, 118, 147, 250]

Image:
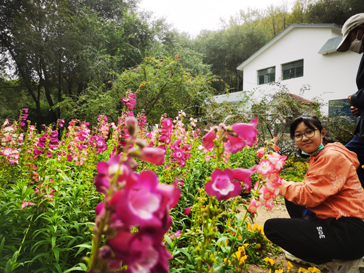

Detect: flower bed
[0, 94, 317, 273]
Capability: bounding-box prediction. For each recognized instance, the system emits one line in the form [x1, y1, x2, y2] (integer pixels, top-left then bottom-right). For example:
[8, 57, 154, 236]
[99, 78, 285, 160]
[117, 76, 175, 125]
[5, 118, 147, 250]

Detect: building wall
[241, 26, 362, 114]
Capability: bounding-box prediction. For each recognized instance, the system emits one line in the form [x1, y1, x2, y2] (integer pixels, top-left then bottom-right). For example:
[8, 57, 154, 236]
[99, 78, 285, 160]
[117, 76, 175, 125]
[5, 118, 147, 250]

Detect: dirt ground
[237, 198, 316, 273]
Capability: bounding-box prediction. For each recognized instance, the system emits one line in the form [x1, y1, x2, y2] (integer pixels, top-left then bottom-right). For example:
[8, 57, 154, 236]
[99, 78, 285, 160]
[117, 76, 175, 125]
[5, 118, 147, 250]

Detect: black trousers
[264, 200, 364, 264]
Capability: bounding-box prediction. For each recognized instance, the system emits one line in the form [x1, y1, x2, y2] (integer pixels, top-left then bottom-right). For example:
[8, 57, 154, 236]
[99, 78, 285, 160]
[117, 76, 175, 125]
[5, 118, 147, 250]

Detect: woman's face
[294, 121, 326, 154]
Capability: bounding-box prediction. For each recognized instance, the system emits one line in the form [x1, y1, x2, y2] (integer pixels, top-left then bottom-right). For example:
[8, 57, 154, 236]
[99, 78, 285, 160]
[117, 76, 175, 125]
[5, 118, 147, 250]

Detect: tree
[57, 56, 220, 126]
[0, 0, 157, 127]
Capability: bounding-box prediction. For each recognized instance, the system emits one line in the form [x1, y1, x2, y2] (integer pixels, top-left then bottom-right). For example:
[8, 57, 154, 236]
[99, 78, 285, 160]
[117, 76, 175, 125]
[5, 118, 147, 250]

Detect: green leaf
[53, 247, 59, 263]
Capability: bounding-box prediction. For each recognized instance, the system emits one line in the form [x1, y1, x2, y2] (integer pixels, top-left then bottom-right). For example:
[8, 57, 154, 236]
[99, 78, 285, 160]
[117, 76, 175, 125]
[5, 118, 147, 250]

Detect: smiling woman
[264, 115, 364, 272]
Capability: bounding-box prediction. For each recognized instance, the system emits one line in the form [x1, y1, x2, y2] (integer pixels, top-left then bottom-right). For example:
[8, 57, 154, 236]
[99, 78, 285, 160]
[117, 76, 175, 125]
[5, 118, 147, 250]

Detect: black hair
[290, 115, 334, 158]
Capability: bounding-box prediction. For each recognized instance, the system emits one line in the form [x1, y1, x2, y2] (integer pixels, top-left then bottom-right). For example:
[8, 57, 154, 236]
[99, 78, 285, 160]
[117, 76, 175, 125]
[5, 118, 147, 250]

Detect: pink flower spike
[202, 127, 217, 150]
[205, 168, 242, 201]
[184, 207, 191, 215]
[256, 160, 274, 175]
[140, 147, 166, 165]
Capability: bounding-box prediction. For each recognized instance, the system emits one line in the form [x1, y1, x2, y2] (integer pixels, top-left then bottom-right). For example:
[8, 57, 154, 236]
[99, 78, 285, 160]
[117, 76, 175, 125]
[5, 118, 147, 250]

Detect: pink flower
[108, 231, 159, 272]
[3, 147, 13, 157]
[231, 166, 256, 193]
[273, 144, 280, 152]
[256, 159, 274, 175]
[140, 147, 166, 165]
[204, 155, 211, 162]
[224, 134, 247, 154]
[170, 230, 182, 239]
[202, 127, 217, 150]
[93, 155, 132, 194]
[248, 198, 263, 213]
[230, 118, 258, 147]
[184, 207, 191, 215]
[110, 171, 180, 228]
[256, 148, 265, 158]
[205, 168, 242, 201]
[273, 136, 278, 142]
[21, 200, 37, 210]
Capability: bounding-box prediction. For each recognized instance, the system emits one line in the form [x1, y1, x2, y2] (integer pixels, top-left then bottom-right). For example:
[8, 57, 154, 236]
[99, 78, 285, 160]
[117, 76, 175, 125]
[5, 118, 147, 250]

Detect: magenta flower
[110, 171, 179, 228]
[205, 168, 242, 201]
[93, 155, 132, 194]
[108, 231, 159, 272]
[231, 118, 258, 145]
[202, 127, 217, 150]
[170, 230, 182, 239]
[184, 207, 191, 215]
[231, 165, 256, 192]
[140, 147, 166, 165]
[224, 134, 248, 154]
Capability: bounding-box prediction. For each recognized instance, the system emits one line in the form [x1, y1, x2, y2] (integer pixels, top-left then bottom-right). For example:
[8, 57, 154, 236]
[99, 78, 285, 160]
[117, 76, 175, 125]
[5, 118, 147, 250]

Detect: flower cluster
[202, 118, 258, 154]
[248, 138, 287, 213]
[159, 117, 173, 149]
[1, 147, 20, 165]
[90, 117, 180, 273]
[122, 91, 137, 110]
[170, 139, 191, 168]
[202, 119, 258, 201]
[34, 130, 59, 158]
[19, 108, 28, 129]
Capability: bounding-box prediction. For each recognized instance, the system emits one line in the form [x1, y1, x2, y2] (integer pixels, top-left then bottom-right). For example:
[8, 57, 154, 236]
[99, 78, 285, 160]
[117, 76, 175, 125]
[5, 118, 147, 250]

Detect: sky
[138, 0, 294, 37]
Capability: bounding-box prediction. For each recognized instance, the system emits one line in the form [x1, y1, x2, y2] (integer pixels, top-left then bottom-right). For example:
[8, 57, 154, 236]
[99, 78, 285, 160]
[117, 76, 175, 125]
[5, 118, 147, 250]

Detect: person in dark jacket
[336, 13, 364, 186]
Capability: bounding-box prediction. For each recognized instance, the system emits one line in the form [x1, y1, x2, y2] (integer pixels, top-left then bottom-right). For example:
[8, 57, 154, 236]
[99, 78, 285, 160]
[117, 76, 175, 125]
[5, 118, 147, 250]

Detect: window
[282, 60, 303, 80]
[257, 67, 275, 85]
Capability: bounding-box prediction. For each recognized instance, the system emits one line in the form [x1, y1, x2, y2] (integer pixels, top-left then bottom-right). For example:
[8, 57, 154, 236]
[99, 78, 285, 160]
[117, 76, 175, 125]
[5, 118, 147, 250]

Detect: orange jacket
[280, 142, 364, 219]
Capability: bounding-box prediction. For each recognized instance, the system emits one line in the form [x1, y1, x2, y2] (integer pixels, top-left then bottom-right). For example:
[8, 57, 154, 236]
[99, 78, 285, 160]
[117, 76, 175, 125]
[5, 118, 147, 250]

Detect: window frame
[281, 59, 304, 80]
[257, 66, 276, 85]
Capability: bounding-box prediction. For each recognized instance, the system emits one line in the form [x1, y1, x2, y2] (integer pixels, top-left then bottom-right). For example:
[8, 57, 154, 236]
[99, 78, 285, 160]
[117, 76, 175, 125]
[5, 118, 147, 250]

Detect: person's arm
[279, 152, 351, 207]
[349, 89, 364, 108]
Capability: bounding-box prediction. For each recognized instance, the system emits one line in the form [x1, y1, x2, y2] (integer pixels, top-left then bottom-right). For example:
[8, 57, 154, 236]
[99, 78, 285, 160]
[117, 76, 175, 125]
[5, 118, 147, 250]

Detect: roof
[212, 91, 247, 103]
[236, 24, 341, 71]
[289, 93, 311, 102]
[317, 36, 342, 55]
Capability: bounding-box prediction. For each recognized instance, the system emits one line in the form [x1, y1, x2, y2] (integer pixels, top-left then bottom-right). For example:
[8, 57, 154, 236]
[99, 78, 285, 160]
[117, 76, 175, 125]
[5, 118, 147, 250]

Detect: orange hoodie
[280, 142, 364, 219]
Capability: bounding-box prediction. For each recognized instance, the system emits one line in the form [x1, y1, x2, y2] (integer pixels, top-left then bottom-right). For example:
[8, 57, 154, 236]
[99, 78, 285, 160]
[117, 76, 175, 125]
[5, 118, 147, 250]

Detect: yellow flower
[298, 268, 308, 273]
[238, 236, 242, 240]
[264, 257, 274, 265]
[248, 223, 253, 231]
[307, 267, 321, 273]
[275, 270, 284, 273]
[223, 258, 232, 265]
[256, 243, 261, 249]
[287, 261, 293, 271]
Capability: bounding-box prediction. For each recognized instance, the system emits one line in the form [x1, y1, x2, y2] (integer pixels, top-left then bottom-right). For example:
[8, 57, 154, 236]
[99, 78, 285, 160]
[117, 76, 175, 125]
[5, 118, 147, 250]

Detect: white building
[232, 24, 362, 116]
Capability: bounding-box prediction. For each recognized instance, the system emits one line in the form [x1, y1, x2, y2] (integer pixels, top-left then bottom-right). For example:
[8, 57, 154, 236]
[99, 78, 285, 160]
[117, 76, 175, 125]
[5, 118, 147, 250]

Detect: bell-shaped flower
[256, 159, 274, 175]
[248, 198, 263, 213]
[202, 127, 217, 150]
[231, 118, 258, 147]
[184, 207, 191, 215]
[231, 166, 256, 193]
[93, 155, 132, 194]
[256, 148, 265, 158]
[205, 168, 242, 201]
[140, 147, 166, 165]
[107, 231, 159, 273]
[224, 135, 247, 154]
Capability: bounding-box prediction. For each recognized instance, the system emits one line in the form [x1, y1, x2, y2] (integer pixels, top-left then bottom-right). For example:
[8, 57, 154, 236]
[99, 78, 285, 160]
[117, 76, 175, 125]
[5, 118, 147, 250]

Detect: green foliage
[58, 56, 219, 126]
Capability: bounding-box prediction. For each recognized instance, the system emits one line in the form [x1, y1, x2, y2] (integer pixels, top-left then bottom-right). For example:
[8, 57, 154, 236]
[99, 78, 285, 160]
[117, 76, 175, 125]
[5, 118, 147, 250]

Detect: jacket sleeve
[280, 152, 352, 207]
[351, 89, 364, 108]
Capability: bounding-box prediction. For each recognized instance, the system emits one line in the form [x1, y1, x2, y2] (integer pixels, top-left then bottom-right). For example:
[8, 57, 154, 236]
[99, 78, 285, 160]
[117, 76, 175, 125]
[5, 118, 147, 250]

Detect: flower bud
[135, 139, 147, 149]
[125, 116, 138, 137]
